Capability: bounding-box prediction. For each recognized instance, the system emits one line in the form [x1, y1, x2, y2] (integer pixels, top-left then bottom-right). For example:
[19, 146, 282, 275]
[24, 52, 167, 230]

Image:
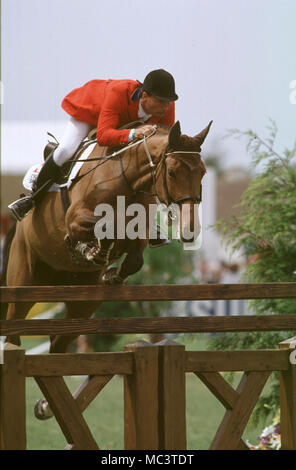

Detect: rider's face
[140, 92, 171, 119]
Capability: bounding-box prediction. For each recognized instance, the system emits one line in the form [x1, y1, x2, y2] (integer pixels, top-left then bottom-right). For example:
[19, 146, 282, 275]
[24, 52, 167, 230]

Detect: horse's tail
[0, 221, 17, 319]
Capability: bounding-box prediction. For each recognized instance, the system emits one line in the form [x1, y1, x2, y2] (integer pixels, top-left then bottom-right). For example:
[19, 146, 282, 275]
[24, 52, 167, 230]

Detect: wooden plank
[25, 352, 133, 377]
[35, 376, 99, 450]
[157, 340, 187, 450]
[279, 336, 296, 350]
[194, 372, 248, 450]
[73, 375, 114, 412]
[194, 371, 238, 409]
[1, 282, 295, 303]
[2, 314, 296, 337]
[186, 349, 290, 372]
[65, 375, 114, 450]
[280, 367, 296, 450]
[124, 341, 159, 450]
[210, 371, 270, 450]
[279, 338, 296, 450]
[0, 343, 26, 450]
[236, 439, 250, 450]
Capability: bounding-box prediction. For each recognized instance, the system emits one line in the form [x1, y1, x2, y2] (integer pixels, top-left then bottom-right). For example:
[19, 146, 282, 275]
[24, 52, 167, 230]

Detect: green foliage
[210, 120, 296, 423]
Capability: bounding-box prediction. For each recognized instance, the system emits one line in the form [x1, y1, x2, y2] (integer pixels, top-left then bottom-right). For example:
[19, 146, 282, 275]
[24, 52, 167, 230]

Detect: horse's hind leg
[5, 224, 36, 345]
[49, 300, 101, 353]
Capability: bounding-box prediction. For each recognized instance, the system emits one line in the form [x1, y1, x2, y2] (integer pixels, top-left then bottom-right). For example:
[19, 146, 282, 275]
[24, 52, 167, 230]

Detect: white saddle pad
[22, 142, 97, 192]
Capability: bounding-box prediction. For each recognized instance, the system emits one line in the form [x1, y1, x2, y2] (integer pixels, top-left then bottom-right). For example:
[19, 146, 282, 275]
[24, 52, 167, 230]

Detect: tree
[211, 120, 296, 423]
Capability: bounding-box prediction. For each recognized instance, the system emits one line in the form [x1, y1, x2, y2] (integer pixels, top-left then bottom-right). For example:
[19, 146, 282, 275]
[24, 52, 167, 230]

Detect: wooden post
[279, 337, 296, 450]
[0, 343, 26, 450]
[124, 340, 159, 450]
[156, 339, 186, 450]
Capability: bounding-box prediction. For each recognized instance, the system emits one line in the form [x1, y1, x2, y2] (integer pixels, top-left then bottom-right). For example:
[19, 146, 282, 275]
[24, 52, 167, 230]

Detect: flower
[247, 411, 281, 450]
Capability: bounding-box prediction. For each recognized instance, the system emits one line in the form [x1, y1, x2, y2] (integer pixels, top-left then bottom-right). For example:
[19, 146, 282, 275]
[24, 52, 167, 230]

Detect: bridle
[160, 151, 202, 206]
[140, 134, 203, 209]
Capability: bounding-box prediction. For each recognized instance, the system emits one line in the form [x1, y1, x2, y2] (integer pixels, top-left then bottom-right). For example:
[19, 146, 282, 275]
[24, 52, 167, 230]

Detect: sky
[1, 0, 296, 173]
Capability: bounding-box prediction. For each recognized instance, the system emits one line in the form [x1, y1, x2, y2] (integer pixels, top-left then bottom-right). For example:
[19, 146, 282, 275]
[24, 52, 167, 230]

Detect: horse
[4, 120, 212, 354]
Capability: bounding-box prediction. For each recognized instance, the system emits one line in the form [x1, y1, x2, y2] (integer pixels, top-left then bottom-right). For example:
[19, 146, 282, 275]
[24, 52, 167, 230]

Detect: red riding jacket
[61, 79, 175, 147]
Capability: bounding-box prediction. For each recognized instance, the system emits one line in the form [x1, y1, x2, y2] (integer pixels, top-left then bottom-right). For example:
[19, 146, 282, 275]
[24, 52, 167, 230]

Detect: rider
[8, 69, 178, 247]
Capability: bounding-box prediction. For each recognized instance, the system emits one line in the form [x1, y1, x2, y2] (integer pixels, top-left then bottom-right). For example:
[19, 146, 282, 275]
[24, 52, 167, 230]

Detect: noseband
[140, 133, 203, 208]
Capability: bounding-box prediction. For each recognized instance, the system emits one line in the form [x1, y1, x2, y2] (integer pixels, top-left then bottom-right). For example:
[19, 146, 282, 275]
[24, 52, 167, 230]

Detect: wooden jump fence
[0, 282, 296, 450]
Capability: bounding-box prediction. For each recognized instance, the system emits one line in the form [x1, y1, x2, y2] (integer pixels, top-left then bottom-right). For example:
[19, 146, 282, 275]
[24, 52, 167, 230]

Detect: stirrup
[8, 195, 34, 221]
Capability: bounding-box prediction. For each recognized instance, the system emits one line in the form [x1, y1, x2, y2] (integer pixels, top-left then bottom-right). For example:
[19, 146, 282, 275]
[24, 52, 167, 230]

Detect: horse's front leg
[66, 203, 98, 243]
[103, 240, 146, 285]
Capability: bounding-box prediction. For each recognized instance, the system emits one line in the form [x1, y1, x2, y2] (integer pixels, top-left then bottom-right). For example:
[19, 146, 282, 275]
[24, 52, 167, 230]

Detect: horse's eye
[168, 169, 176, 178]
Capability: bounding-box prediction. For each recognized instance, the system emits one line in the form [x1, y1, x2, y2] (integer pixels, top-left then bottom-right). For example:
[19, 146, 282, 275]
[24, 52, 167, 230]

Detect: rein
[70, 127, 158, 184]
[69, 126, 202, 211]
[161, 151, 203, 206]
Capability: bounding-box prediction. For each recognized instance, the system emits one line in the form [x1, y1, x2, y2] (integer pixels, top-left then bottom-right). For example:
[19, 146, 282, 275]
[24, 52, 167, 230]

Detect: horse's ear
[168, 121, 181, 149]
[193, 121, 213, 150]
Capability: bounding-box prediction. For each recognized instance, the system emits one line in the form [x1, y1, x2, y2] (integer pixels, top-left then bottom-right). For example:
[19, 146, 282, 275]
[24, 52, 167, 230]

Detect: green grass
[26, 375, 123, 450]
[22, 335, 269, 450]
[25, 374, 267, 450]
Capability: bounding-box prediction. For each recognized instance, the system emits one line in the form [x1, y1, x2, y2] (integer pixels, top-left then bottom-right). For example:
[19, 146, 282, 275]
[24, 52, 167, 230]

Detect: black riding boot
[8, 152, 63, 221]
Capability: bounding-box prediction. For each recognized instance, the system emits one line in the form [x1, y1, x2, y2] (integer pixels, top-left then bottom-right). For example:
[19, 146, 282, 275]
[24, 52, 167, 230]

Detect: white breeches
[53, 117, 93, 167]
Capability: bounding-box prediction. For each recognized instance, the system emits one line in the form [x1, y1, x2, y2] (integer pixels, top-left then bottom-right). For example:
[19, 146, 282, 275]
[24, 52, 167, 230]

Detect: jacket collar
[131, 86, 143, 102]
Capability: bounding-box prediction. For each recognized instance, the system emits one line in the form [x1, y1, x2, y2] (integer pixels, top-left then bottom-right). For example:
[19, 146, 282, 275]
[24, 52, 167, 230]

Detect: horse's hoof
[34, 398, 54, 420]
[102, 267, 124, 285]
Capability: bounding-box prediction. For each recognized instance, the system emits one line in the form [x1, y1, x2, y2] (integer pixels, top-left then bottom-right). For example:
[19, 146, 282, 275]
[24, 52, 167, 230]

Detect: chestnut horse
[4, 120, 212, 353]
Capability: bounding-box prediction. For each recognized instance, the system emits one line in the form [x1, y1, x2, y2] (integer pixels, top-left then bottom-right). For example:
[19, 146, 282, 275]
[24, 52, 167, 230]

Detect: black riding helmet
[143, 69, 178, 101]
